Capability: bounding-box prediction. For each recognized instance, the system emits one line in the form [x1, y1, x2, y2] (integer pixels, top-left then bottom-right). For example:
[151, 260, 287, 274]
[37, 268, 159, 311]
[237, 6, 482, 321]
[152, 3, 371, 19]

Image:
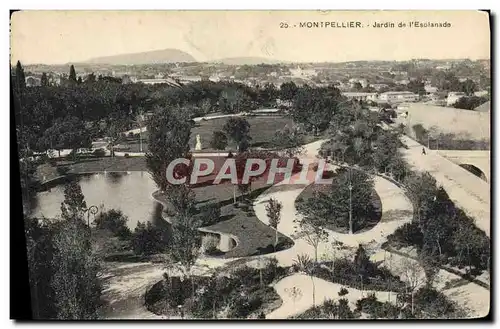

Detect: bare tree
[399, 258, 426, 315]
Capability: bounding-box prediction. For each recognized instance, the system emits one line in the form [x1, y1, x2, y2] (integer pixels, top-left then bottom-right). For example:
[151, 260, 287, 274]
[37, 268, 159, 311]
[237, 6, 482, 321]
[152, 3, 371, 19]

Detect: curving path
[251, 139, 489, 319]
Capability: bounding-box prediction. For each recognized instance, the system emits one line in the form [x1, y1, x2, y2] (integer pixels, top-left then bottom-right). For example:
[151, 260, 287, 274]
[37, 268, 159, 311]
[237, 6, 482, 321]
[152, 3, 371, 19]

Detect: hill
[85, 49, 197, 64]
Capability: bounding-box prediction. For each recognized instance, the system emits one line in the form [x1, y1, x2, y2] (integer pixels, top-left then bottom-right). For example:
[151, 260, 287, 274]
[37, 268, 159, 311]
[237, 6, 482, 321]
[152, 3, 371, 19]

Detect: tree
[132, 221, 169, 255]
[223, 117, 251, 151]
[60, 180, 87, 221]
[272, 124, 305, 157]
[279, 81, 298, 101]
[459, 79, 477, 96]
[85, 73, 96, 84]
[210, 131, 228, 152]
[170, 213, 203, 296]
[93, 209, 131, 239]
[354, 244, 373, 278]
[265, 198, 283, 250]
[403, 172, 437, 225]
[41, 116, 92, 158]
[399, 257, 425, 316]
[293, 213, 329, 263]
[51, 218, 102, 319]
[298, 168, 375, 233]
[146, 107, 192, 191]
[14, 60, 26, 91]
[453, 96, 488, 111]
[219, 88, 254, 114]
[418, 252, 440, 287]
[41, 73, 49, 87]
[353, 82, 363, 91]
[77, 76, 83, 84]
[24, 217, 57, 319]
[164, 184, 197, 217]
[69, 65, 77, 83]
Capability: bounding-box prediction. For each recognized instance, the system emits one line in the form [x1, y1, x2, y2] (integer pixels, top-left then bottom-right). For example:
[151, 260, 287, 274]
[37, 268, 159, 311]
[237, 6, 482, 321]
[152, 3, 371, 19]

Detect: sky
[10, 10, 491, 65]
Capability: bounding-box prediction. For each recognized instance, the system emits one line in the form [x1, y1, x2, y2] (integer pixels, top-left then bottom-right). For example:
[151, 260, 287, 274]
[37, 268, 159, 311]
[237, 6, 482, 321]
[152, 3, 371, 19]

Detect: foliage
[297, 168, 376, 234]
[223, 117, 251, 151]
[51, 218, 102, 319]
[265, 197, 283, 249]
[196, 203, 221, 227]
[272, 124, 305, 157]
[170, 213, 202, 279]
[355, 293, 401, 319]
[145, 107, 192, 191]
[93, 209, 132, 239]
[453, 96, 489, 111]
[293, 298, 355, 319]
[338, 287, 349, 296]
[60, 180, 87, 220]
[92, 148, 106, 157]
[201, 235, 220, 255]
[131, 221, 169, 256]
[292, 254, 314, 273]
[209, 131, 228, 151]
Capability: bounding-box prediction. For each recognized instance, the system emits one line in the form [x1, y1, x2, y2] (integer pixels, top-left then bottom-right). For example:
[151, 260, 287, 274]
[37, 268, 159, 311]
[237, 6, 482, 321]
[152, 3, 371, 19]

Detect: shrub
[124, 153, 130, 158]
[201, 235, 220, 255]
[197, 204, 221, 226]
[93, 149, 106, 157]
[131, 221, 169, 255]
[56, 166, 70, 176]
[94, 209, 132, 239]
[338, 287, 349, 296]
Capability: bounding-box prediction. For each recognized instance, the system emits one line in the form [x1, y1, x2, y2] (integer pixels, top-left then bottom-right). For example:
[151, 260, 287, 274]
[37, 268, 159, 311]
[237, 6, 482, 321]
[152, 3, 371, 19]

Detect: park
[16, 65, 490, 320]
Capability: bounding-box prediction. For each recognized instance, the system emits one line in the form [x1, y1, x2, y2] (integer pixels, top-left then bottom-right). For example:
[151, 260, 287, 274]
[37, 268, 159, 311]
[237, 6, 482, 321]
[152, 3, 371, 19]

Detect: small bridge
[438, 150, 490, 183]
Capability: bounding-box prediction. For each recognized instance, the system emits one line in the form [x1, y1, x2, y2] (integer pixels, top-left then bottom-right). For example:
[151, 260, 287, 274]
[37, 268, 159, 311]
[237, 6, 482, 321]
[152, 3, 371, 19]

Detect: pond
[31, 172, 163, 229]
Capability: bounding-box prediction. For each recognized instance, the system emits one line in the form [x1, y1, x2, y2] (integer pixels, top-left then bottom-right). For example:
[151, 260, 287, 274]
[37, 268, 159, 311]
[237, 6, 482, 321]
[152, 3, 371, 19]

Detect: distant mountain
[212, 57, 288, 65]
[84, 49, 197, 65]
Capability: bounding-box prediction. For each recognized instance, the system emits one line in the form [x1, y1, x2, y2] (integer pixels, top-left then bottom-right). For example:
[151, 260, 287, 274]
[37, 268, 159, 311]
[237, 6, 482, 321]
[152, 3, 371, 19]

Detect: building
[289, 66, 317, 78]
[25, 76, 41, 87]
[379, 91, 419, 104]
[446, 92, 466, 106]
[342, 92, 378, 102]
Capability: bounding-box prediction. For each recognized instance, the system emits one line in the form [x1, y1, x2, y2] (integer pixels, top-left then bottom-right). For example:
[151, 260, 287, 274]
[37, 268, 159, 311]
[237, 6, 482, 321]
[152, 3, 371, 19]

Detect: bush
[131, 221, 169, 255]
[56, 166, 70, 176]
[197, 204, 221, 226]
[201, 235, 220, 255]
[124, 153, 130, 158]
[93, 149, 106, 157]
[338, 287, 349, 296]
[94, 209, 132, 239]
[355, 293, 400, 319]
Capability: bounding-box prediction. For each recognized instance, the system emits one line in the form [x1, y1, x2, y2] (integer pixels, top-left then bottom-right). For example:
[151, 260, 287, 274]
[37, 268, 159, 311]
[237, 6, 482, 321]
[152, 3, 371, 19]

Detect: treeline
[387, 172, 490, 274]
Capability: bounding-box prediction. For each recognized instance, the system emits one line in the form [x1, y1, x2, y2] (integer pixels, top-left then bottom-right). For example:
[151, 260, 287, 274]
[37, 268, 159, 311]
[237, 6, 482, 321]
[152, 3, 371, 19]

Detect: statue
[195, 134, 202, 151]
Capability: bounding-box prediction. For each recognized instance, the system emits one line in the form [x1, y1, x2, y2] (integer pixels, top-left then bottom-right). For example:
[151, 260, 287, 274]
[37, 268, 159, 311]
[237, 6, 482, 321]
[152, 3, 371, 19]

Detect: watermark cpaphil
[164, 155, 335, 185]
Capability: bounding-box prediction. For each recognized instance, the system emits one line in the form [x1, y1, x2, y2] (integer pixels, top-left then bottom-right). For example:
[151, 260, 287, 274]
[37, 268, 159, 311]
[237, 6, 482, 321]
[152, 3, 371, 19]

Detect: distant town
[21, 56, 491, 113]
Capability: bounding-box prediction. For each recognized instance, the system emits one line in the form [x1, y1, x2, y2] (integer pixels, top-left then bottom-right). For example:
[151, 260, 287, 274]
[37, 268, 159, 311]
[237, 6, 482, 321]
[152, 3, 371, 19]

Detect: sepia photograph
[10, 9, 491, 320]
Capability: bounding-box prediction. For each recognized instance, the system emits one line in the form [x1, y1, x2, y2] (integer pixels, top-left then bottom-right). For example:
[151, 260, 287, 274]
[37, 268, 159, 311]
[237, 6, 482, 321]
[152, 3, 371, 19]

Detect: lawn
[154, 175, 294, 258]
[118, 115, 294, 152]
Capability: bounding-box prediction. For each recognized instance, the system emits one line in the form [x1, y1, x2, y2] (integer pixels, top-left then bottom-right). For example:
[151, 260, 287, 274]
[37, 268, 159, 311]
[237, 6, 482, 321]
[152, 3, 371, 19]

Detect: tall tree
[146, 107, 192, 191]
[170, 213, 202, 296]
[60, 180, 87, 221]
[69, 65, 77, 83]
[51, 218, 102, 319]
[14, 60, 26, 91]
[265, 198, 283, 250]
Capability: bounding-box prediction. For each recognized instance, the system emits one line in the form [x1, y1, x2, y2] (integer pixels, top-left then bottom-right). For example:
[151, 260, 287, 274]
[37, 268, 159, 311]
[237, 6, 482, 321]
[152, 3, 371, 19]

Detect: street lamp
[83, 205, 98, 235]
